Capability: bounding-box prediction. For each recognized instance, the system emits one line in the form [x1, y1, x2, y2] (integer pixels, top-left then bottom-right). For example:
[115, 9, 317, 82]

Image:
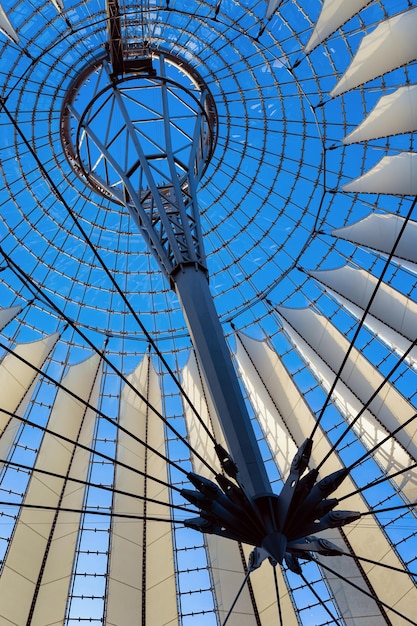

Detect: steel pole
[173, 263, 273, 499]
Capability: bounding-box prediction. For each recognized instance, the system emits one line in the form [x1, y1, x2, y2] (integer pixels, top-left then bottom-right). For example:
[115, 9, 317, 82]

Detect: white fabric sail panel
[331, 8, 417, 97]
[0, 333, 59, 463]
[0, 304, 21, 331]
[51, 0, 64, 10]
[343, 152, 417, 195]
[182, 351, 264, 625]
[344, 85, 417, 143]
[305, 0, 371, 53]
[182, 352, 298, 624]
[106, 355, 177, 626]
[310, 265, 417, 365]
[205, 535, 243, 626]
[0, 4, 18, 43]
[276, 307, 417, 500]
[236, 333, 402, 626]
[141, 359, 177, 625]
[235, 331, 417, 623]
[0, 333, 58, 420]
[332, 212, 417, 269]
[29, 361, 102, 626]
[0, 353, 101, 625]
[235, 336, 297, 477]
[182, 350, 223, 476]
[265, 0, 284, 20]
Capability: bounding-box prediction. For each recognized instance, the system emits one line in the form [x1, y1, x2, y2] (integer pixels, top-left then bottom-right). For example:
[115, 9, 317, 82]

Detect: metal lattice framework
[0, 0, 417, 625]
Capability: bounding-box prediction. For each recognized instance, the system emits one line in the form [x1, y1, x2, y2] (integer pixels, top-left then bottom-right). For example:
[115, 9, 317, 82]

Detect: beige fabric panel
[265, 0, 284, 21]
[277, 307, 417, 498]
[0, 334, 59, 474]
[332, 213, 417, 275]
[235, 331, 417, 624]
[306, 0, 370, 52]
[182, 352, 258, 625]
[106, 355, 177, 626]
[344, 85, 417, 143]
[0, 305, 21, 331]
[51, 0, 64, 12]
[0, 353, 101, 625]
[343, 152, 417, 195]
[182, 350, 223, 475]
[0, 4, 18, 44]
[182, 350, 299, 625]
[141, 358, 177, 626]
[331, 8, 417, 97]
[0, 333, 59, 436]
[310, 265, 417, 365]
[30, 360, 102, 625]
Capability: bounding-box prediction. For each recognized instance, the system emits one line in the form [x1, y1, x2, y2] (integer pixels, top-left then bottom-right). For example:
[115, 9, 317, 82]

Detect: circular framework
[61, 50, 218, 202]
[0, 1, 417, 625]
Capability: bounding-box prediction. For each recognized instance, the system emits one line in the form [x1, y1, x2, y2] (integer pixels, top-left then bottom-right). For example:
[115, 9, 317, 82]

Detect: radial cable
[299, 573, 342, 625]
[272, 565, 284, 626]
[338, 461, 417, 503]
[335, 548, 417, 578]
[317, 332, 417, 471]
[360, 501, 417, 518]
[346, 411, 417, 474]
[0, 407, 183, 495]
[314, 559, 415, 625]
[0, 501, 180, 523]
[0, 457, 196, 515]
[222, 571, 251, 626]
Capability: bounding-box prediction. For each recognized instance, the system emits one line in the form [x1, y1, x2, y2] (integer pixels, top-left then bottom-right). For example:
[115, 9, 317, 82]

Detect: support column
[173, 263, 273, 498]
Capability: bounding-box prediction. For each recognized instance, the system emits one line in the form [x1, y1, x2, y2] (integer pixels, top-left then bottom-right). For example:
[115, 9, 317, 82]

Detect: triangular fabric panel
[0, 333, 59, 469]
[51, 0, 64, 10]
[0, 305, 21, 331]
[266, 0, 284, 21]
[235, 331, 417, 625]
[0, 353, 101, 625]
[343, 152, 417, 195]
[182, 349, 225, 473]
[310, 265, 417, 366]
[305, 0, 371, 53]
[331, 8, 417, 97]
[29, 358, 102, 625]
[332, 213, 417, 274]
[344, 85, 417, 143]
[181, 351, 299, 625]
[106, 355, 177, 626]
[0, 4, 18, 43]
[275, 306, 417, 502]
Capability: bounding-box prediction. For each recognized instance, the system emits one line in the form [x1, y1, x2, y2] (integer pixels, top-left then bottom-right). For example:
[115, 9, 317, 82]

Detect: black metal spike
[284, 467, 319, 526]
[278, 438, 313, 529]
[299, 467, 349, 512]
[187, 472, 222, 498]
[183, 516, 258, 545]
[214, 443, 238, 479]
[181, 489, 211, 509]
[284, 552, 303, 574]
[292, 509, 361, 538]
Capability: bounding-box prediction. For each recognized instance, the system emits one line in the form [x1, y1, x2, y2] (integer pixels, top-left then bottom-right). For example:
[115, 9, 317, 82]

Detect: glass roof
[0, 1, 416, 624]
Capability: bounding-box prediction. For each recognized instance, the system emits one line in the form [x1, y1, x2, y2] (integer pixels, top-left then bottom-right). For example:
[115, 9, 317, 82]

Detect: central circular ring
[60, 50, 218, 203]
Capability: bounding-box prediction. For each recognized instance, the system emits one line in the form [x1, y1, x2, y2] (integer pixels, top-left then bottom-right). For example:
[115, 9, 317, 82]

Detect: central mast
[62, 46, 272, 499]
[60, 2, 360, 566]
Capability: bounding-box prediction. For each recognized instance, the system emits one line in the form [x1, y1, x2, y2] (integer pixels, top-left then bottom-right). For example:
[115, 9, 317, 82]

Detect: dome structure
[0, 0, 417, 624]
